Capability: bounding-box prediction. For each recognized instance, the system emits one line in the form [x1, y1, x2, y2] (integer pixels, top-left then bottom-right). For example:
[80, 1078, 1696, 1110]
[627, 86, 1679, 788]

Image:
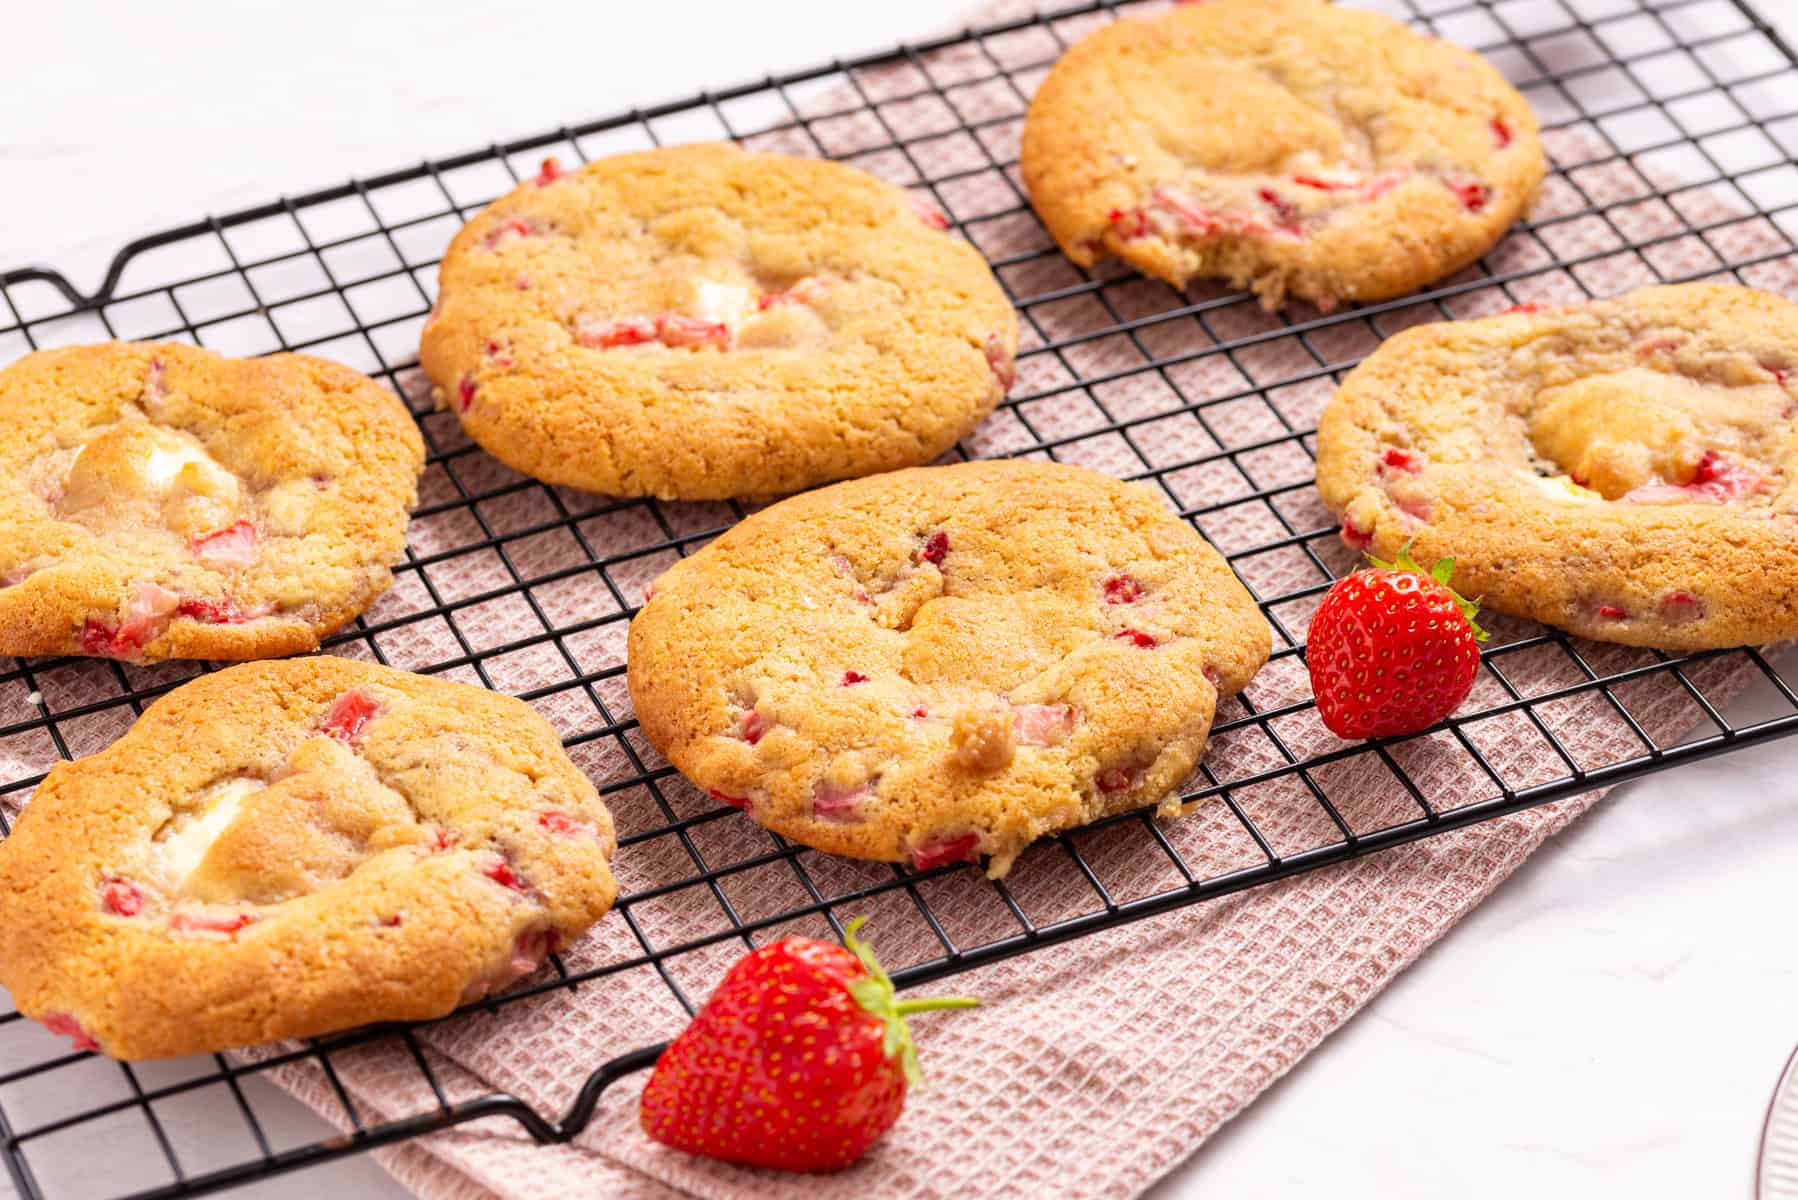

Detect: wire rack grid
[3, 0, 1798, 1195]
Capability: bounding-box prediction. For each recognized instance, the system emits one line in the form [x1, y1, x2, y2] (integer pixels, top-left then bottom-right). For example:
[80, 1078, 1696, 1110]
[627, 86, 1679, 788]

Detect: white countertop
[5, 2, 1798, 1197]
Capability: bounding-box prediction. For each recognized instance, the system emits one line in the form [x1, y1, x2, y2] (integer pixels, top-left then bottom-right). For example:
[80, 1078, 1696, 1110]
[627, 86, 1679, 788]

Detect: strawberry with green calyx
[639, 917, 977, 1172]
[1308, 543, 1489, 740]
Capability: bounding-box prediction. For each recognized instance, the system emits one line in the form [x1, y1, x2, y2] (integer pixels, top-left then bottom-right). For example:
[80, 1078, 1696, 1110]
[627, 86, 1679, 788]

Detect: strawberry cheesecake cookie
[420, 143, 1018, 500]
[1020, 0, 1545, 309]
[627, 460, 1270, 876]
[1317, 283, 1798, 650]
[0, 343, 424, 663]
[0, 657, 617, 1059]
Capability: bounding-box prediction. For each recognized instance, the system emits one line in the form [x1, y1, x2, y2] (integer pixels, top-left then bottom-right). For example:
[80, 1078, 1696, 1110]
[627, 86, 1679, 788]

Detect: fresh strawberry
[1307, 545, 1488, 739]
[639, 917, 976, 1172]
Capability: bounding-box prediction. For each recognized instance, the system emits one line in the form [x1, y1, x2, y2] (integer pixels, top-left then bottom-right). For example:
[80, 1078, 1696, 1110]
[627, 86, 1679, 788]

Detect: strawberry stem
[842, 916, 978, 1086]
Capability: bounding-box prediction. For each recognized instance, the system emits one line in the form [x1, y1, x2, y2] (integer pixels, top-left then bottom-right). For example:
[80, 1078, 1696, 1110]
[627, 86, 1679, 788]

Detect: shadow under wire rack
[2, 0, 1798, 1195]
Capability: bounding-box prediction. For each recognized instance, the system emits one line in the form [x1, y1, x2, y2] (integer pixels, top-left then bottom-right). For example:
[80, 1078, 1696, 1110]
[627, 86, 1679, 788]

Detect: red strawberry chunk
[708, 788, 753, 812]
[1102, 574, 1145, 604]
[42, 1012, 100, 1054]
[1491, 117, 1514, 148]
[739, 709, 769, 744]
[382, 913, 404, 927]
[191, 520, 257, 567]
[1113, 628, 1158, 648]
[1152, 186, 1220, 234]
[480, 216, 541, 250]
[1381, 447, 1421, 474]
[1596, 604, 1628, 620]
[1452, 181, 1490, 211]
[144, 357, 166, 404]
[177, 596, 248, 625]
[169, 909, 256, 935]
[539, 810, 583, 835]
[1013, 703, 1076, 747]
[840, 670, 870, 686]
[534, 156, 564, 187]
[79, 582, 181, 658]
[1108, 207, 1151, 238]
[657, 314, 731, 349]
[910, 195, 951, 230]
[909, 832, 980, 870]
[984, 333, 1015, 392]
[101, 878, 143, 917]
[920, 531, 950, 566]
[911, 706, 929, 718]
[1098, 766, 1139, 793]
[1661, 591, 1704, 622]
[1257, 187, 1302, 235]
[1340, 519, 1374, 549]
[758, 276, 829, 310]
[813, 781, 870, 823]
[576, 316, 658, 348]
[322, 688, 380, 742]
[457, 374, 477, 412]
[1293, 174, 1352, 191]
[482, 858, 528, 892]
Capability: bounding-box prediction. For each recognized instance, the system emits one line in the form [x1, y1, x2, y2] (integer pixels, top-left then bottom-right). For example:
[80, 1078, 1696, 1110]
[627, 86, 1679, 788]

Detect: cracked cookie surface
[420, 143, 1019, 500]
[0, 342, 425, 663]
[0, 657, 618, 1059]
[1316, 283, 1798, 650]
[626, 460, 1270, 876]
[1020, 0, 1545, 309]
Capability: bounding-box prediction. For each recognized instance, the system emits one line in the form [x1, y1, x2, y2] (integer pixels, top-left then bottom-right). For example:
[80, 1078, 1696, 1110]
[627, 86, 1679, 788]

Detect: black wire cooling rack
[4, 0, 1798, 1195]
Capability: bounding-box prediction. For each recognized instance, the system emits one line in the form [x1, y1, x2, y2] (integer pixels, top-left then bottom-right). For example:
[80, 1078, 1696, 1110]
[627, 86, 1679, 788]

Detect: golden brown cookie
[1020, 0, 1546, 309]
[419, 144, 1019, 500]
[626, 460, 1270, 876]
[0, 342, 424, 663]
[1316, 283, 1798, 650]
[0, 657, 617, 1060]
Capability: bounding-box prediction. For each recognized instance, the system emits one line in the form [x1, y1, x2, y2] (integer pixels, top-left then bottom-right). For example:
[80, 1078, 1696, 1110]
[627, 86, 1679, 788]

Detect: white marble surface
[4, 2, 1798, 1197]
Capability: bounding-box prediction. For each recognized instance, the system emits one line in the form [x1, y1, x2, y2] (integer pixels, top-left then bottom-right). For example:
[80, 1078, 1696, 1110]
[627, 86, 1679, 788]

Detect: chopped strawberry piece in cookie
[1661, 591, 1705, 622]
[457, 374, 477, 411]
[812, 781, 870, 823]
[1451, 181, 1490, 212]
[1622, 450, 1772, 504]
[1491, 117, 1514, 149]
[42, 1012, 100, 1054]
[739, 709, 769, 744]
[919, 531, 950, 566]
[480, 216, 543, 250]
[1113, 628, 1158, 648]
[1596, 604, 1628, 620]
[1152, 186, 1220, 235]
[482, 857, 528, 892]
[101, 878, 143, 917]
[321, 688, 381, 742]
[840, 670, 870, 686]
[658, 314, 732, 349]
[1013, 702, 1076, 747]
[577, 316, 658, 348]
[80, 582, 181, 658]
[191, 520, 257, 567]
[539, 810, 585, 835]
[1102, 574, 1145, 604]
[1257, 187, 1302, 235]
[910, 195, 951, 230]
[1381, 448, 1421, 474]
[984, 332, 1016, 392]
[1340, 519, 1374, 549]
[757, 276, 829, 310]
[1108, 207, 1151, 238]
[177, 597, 249, 625]
[169, 909, 256, 936]
[1097, 766, 1140, 793]
[534, 156, 565, 187]
[909, 832, 980, 870]
[708, 788, 753, 812]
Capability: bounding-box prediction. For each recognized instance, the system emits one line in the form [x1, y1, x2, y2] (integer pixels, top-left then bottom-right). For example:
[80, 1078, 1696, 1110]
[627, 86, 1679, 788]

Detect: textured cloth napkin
[234, 3, 1798, 1197]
